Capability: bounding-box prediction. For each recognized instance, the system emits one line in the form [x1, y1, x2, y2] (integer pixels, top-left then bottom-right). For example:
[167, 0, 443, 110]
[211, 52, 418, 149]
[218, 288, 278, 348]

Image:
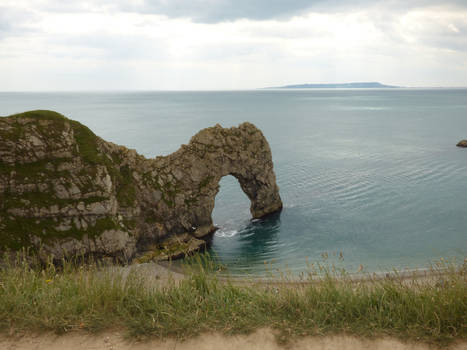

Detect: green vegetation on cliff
[1, 216, 120, 251]
[0, 110, 134, 251]
[1, 110, 101, 164]
[6, 111, 137, 206]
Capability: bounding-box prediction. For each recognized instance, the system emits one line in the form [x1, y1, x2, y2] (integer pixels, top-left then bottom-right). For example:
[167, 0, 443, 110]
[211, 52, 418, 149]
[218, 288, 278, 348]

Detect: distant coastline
[265, 82, 400, 89]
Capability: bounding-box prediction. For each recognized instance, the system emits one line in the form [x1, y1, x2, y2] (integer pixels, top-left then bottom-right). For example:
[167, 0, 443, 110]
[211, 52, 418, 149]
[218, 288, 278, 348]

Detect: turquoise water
[1, 89, 466, 275]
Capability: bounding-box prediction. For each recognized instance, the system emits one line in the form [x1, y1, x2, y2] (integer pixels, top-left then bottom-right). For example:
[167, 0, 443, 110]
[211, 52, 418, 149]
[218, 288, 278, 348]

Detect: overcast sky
[1, 0, 466, 90]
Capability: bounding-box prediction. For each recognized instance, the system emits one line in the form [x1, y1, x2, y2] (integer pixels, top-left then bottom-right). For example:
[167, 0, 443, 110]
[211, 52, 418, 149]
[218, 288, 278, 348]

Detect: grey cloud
[36, 0, 318, 21]
[50, 33, 168, 60]
[365, 7, 467, 53]
[0, 7, 36, 39]
[240, 22, 330, 40]
[123, 0, 317, 23]
[0, 15, 12, 38]
[37, 0, 467, 22]
[191, 41, 290, 62]
[111, 0, 467, 22]
[411, 21, 467, 52]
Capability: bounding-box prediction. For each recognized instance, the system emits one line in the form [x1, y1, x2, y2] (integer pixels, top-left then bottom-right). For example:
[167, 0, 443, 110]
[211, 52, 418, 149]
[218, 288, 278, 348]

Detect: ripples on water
[1, 89, 466, 276]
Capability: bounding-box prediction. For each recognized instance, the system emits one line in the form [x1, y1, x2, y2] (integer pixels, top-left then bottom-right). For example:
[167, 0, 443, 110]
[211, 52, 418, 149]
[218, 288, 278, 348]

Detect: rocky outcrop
[456, 140, 467, 148]
[0, 110, 282, 262]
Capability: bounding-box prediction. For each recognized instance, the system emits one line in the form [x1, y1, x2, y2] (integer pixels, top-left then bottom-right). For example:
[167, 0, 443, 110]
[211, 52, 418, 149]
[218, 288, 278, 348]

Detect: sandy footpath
[1, 329, 466, 350]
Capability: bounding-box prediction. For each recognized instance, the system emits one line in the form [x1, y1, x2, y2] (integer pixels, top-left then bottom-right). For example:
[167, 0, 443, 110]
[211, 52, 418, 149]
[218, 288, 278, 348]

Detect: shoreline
[150, 259, 463, 286]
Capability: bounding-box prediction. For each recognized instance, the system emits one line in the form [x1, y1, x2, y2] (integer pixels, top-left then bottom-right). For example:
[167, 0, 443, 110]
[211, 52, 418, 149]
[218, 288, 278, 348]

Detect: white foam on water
[214, 228, 239, 238]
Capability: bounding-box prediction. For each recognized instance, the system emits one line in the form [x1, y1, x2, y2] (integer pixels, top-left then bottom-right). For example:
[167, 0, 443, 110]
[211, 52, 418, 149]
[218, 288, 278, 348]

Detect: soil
[1, 329, 466, 350]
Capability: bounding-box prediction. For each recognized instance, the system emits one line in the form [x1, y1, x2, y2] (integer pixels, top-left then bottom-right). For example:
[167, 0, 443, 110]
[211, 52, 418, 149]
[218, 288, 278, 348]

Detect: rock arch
[144, 122, 283, 239]
[0, 111, 282, 261]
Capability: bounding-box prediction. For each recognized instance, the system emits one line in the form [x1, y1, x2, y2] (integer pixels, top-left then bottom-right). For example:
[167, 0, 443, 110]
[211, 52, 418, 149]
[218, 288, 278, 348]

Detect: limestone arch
[0, 112, 283, 260]
[146, 122, 283, 238]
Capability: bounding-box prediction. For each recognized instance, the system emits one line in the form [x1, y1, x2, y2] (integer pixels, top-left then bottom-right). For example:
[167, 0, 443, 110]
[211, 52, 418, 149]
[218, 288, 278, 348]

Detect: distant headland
[266, 82, 400, 89]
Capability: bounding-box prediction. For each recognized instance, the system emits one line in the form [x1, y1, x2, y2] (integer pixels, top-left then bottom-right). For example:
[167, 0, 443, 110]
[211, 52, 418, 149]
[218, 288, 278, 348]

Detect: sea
[1, 89, 466, 276]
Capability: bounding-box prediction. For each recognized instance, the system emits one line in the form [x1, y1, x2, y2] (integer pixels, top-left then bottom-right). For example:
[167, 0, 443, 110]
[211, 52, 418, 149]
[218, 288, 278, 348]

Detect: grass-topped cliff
[0, 110, 282, 262]
[1, 110, 101, 163]
[0, 111, 139, 256]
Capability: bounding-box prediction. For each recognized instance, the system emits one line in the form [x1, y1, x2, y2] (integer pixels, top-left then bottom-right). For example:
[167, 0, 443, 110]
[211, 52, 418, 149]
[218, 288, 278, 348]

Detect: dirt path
[1, 329, 466, 350]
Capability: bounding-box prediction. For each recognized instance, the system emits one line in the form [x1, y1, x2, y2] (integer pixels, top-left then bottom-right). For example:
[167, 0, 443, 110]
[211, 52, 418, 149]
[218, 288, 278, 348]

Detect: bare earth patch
[1, 329, 466, 350]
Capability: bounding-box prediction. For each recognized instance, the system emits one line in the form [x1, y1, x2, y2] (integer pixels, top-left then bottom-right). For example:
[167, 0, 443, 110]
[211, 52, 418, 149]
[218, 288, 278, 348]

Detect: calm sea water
[1, 89, 466, 275]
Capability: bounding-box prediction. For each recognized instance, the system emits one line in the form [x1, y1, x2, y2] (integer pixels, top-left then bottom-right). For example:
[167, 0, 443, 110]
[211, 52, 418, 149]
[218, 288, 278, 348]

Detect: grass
[0, 254, 465, 346]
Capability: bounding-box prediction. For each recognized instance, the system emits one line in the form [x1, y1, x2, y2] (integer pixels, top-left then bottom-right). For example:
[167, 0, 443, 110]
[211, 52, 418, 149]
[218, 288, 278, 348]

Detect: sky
[0, 0, 466, 90]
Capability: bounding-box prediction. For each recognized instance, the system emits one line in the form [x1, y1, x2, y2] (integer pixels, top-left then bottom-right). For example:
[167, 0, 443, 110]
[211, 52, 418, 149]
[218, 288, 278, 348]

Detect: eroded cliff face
[0, 110, 282, 262]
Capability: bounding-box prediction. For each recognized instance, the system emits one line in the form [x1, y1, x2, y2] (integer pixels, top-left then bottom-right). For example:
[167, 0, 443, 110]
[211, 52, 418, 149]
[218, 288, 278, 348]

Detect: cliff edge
[0, 110, 282, 262]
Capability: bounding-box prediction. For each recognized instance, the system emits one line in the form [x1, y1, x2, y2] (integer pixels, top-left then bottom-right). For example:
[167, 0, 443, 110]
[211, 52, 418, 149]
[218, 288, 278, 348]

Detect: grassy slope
[1, 110, 100, 162]
[0, 257, 465, 346]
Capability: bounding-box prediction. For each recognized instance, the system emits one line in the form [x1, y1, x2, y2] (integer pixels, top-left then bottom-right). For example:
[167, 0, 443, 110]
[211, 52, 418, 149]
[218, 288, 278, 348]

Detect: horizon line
[1, 86, 467, 93]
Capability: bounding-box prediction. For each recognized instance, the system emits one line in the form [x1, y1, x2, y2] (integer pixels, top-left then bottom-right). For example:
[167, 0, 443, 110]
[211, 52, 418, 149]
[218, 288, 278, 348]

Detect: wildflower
[45, 279, 52, 284]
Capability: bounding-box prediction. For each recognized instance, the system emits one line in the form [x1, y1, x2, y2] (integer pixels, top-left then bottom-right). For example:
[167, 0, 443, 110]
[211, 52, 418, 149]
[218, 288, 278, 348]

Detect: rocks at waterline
[456, 140, 467, 147]
[0, 110, 282, 262]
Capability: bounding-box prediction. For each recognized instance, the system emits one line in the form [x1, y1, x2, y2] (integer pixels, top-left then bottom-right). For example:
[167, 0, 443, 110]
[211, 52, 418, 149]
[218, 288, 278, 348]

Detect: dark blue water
[1, 89, 466, 275]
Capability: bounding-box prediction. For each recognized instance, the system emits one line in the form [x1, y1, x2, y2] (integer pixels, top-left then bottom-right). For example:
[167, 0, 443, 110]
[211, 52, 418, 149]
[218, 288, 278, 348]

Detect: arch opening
[212, 175, 251, 238]
[209, 174, 282, 273]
